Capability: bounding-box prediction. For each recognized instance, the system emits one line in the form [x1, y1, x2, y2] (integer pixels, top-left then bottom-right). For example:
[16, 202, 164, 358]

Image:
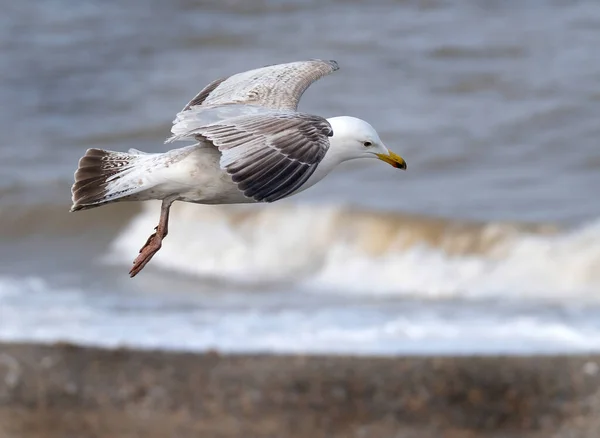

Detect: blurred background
[1, 0, 599, 356]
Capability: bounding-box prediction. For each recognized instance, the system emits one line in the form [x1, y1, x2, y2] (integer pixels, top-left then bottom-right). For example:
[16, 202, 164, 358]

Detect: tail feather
[70, 148, 145, 212]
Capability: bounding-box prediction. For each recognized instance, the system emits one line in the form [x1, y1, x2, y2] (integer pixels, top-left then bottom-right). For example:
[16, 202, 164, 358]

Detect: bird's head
[326, 116, 407, 170]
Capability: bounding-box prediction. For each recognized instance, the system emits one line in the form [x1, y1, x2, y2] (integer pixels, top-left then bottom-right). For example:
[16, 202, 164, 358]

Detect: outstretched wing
[190, 112, 332, 203]
[180, 59, 339, 112]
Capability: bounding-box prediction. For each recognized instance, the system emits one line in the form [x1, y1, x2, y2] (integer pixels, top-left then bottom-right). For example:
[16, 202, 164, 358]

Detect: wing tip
[308, 58, 339, 71]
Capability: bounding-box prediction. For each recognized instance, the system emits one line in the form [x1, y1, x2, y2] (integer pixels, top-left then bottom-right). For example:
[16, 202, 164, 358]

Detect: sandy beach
[0, 342, 599, 438]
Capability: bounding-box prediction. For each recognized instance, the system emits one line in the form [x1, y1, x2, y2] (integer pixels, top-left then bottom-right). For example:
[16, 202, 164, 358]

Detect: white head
[326, 116, 407, 170]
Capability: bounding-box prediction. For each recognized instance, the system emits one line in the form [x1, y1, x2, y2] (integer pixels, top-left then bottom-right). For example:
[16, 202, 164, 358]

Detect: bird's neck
[322, 132, 355, 165]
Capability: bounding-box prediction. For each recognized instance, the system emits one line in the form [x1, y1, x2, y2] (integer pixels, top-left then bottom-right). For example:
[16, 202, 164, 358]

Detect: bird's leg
[129, 199, 174, 278]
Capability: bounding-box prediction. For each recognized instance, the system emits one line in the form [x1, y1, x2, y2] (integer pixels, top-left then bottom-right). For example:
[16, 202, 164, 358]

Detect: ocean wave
[1, 275, 599, 355]
[106, 202, 600, 301]
[0, 275, 96, 341]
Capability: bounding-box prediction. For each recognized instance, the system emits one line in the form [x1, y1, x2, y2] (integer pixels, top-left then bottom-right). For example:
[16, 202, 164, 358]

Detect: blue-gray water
[1, 0, 599, 355]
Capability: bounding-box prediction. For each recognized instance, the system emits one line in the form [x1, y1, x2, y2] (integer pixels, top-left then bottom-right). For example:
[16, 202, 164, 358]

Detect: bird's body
[70, 60, 407, 277]
[101, 144, 253, 205]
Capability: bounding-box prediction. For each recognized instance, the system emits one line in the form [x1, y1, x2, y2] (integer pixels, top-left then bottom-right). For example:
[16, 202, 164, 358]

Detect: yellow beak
[376, 150, 407, 170]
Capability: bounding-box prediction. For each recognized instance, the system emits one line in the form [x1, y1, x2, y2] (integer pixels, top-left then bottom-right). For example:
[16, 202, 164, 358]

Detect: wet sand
[1, 342, 600, 438]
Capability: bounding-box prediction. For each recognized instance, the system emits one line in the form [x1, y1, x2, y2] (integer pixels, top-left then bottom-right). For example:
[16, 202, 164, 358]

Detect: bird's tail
[70, 148, 152, 212]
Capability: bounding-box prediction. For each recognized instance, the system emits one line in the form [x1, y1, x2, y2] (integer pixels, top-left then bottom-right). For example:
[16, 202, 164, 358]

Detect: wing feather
[252, 162, 309, 201]
[178, 59, 339, 112]
[195, 112, 332, 202]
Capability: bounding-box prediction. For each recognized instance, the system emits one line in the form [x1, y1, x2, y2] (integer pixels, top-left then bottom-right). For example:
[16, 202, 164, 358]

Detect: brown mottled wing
[180, 59, 339, 112]
[180, 77, 228, 111]
[197, 112, 332, 202]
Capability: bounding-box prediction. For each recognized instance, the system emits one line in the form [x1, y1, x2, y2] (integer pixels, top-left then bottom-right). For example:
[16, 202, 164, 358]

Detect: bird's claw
[140, 232, 158, 253]
[129, 232, 163, 278]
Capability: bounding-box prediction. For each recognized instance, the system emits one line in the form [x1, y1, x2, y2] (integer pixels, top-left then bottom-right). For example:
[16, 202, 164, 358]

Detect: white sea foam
[107, 202, 600, 302]
[309, 221, 600, 300]
[2, 275, 600, 354]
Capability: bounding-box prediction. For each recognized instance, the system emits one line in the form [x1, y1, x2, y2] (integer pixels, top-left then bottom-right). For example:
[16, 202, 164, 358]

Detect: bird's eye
[363, 141, 372, 147]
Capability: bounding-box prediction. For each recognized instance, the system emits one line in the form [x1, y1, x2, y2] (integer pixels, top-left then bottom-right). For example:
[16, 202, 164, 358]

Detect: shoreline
[1, 341, 600, 437]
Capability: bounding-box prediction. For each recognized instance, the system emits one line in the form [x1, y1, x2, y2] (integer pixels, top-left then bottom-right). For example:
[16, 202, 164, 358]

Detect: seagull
[70, 59, 407, 277]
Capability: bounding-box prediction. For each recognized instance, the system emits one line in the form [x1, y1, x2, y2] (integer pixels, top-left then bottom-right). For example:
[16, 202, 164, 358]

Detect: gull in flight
[70, 59, 407, 277]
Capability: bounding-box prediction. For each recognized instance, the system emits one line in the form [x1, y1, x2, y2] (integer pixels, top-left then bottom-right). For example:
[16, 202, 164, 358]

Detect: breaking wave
[106, 202, 600, 301]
